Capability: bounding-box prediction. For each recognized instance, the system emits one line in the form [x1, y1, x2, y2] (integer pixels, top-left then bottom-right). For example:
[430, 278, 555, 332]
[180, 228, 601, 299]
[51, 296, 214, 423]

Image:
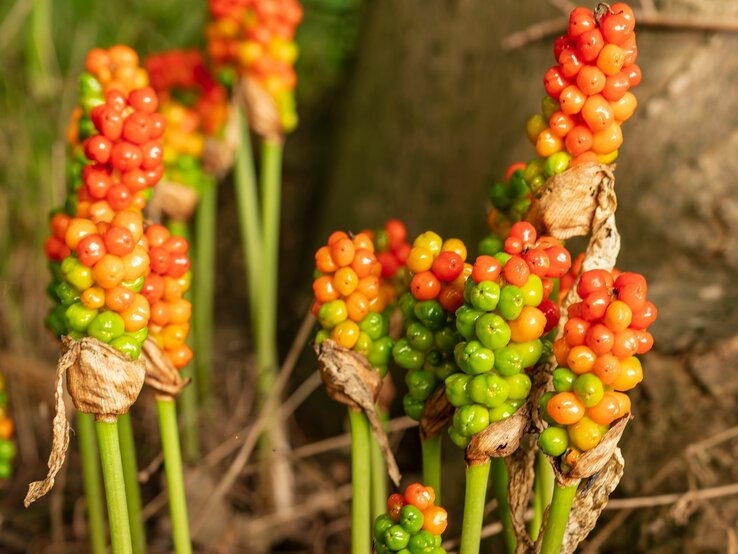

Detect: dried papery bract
[148, 180, 201, 223]
[314, 339, 401, 486]
[141, 338, 191, 400]
[419, 385, 454, 441]
[239, 79, 283, 143]
[25, 337, 145, 506]
[466, 401, 532, 465]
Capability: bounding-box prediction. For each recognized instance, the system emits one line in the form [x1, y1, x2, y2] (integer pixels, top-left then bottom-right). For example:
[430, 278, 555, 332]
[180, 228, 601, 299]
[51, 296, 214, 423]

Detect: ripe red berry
[150, 247, 171, 274]
[128, 87, 158, 113]
[77, 234, 107, 266]
[140, 140, 164, 169]
[523, 247, 550, 277]
[167, 254, 191, 278]
[577, 269, 614, 298]
[84, 135, 113, 164]
[577, 28, 605, 62]
[509, 221, 537, 245]
[503, 256, 530, 287]
[110, 141, 143, 171]
[122, 111, 153, 144]
[431, 251, 464, 282]
[106, 184, 133, 211]
[568, 7, 596, 39]
[104, 226, 135, 256]
[472, 255, 502, 284]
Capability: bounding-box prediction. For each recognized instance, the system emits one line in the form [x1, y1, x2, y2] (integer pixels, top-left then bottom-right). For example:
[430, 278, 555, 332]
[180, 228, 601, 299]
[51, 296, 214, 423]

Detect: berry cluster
[539, 269, 657, 467]
[529, 3, 640, 174]
[206, 0, 303, 132]
[374, 483, 448, 554]
[313, 232, 394, 376]
[0, 372, 15, 479]
[393, 232, 470, 420]
[142, 225, 194, 369]
[45, 52, 194, 369]
[445, 223, 570, 448]
[45, 210, 152, 359]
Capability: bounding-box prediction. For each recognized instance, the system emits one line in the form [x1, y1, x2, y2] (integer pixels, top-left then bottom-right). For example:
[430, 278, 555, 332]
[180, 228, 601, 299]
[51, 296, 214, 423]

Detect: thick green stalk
[257, 137, 294, 509]
[95, 419, 132, 554]
[193, 182, 216, 408]
[233, 106, 262, 326]
[421, 435, 442, 504]
[166, 220, 200, 462]
[370, 410, 388, 520]
[530, 451, 555, 540]
[540, 481, 578, 554]
[348, 409, 371, 554]
[490, 457, 516, 554]
[117, 413, 145, 554]
[157, 399, 193, 554]
[459, 460, 491, 554]
[76, 412, 107, 554]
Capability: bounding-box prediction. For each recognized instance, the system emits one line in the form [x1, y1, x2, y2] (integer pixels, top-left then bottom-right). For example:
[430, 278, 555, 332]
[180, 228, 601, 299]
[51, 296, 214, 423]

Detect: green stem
[421, 435, 442, 504]
[233, 106, 262, 327]
[348, 409, 371, 554]
[256, 138, 293, 509]
[530, 451, 555, 541]
[370, 410, 388, 520]
[539, 481, 578, 554]
[166, 220, 200, 463]
[76, 412, 107, 554]
[193, 181, 216, 409]
[156, 399, 193, 554]
[96, 419, 132, 554]
[117, 413, 146, 554]
[460, 460, 491, 554]
[490, 457, 516, 554]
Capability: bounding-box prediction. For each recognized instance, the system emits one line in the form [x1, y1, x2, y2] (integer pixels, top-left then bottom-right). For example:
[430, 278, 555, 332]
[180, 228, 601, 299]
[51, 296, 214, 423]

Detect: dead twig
[604, 482, 738, 510]
[502, 11, 738, 50]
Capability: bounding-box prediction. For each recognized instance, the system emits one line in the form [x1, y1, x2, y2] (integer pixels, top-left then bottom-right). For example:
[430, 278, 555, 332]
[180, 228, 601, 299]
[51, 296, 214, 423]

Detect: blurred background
[2, 0, 738, 552]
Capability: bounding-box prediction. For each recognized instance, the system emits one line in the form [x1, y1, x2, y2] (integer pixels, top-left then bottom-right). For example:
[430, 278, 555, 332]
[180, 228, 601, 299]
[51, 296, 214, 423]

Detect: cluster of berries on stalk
[531, 3, 640, 172]
[445, 223, 571, 448]
[374, 484, 448, 554]
[45, 50, 194, 367]
[0, 372, 15, 479]
[206, 0, 303, 132]
[393, 232, 470, 420]
[539, 268, 657, 468]
[313, 231, 394, 376]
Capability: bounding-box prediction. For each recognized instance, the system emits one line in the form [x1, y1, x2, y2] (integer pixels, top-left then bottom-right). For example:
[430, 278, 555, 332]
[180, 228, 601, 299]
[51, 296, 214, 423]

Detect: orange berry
[315, 245, 338, 273]
[105, 285, 134, 312]
[150, 302, 170, 326]
[406, 246, 434, 273]
[604, 300, 632, 332]
[333, 266, 359, 296]
[509, 306, 546, 343]
[121, 245, 149, 281]
[587, 391, 621, 425]
[352, 232, 375, 253]
[536, 128, 563, 157]
[313, 275, 339, 303]
[92, 254, 126, 289]
[592, 353, 622, 385]
[576, 65, 606, 95]
[162, 323, 190, 350]
[119, 294, 150, 332]
[112, 210, 145, 242]
[410, 271, 441, 301]
[145, 223, 170, 248]
[553, 337, 571, 366]
[327, 231, 348, 245]
[610, 91, 638, 122]
[65, 218, 98, 250]
[611, 356, 642, 391]
[611, 391, 631, 417]
[346, 292, 370, 322]
[591, 122, 623, 155]
[581, 94, 615, 133]
[351, 249, 377, 278]
[330, 237, 355, 267]
[567, 345, 597, 374]
[167, 344, 193, 369]
[81, 287, 106, 310]
[168, 299, 192, 325]
[331, 320, 360, 349]
[559, 85, 587, 115]
[547, 392, 585, 425]
[597, 44, 626, 76]
[356, 275, 380, 299]
[549, 111, 575, 138]
[565, 125, 593, 156]
[162, 276, 185, 302]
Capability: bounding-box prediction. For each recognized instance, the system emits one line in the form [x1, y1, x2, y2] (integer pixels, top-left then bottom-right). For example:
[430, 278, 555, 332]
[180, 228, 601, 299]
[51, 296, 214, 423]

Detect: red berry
[600, 11, 634, 46]
[503, 256, 530, 287]
[504, 236, 524, 255]
[538, 297, 561, 333]
[77, 234, 107, 266]
[553, 34, 572, 60]
[106, 184, 133, 211]
[630, 301, 657, 330]
[121, 169, 149, 193]
[577, 28, 604, 62]
[577, 269, 614, 298]
[565, 317, 590, 346]
[377, 251, 399, 278]
[545, 245, 572, 278]
[122, 112, 153, 144]
[128, 87, 158, 113]
[509, 221, 537, 245]
[163, 235, 189, 254]
[106, 90, 127, 112]
[149, 247, 171, 274]
[543, 66, 570, 98]
[84, 135, 113, 164]
[85, 170, 113, 199]
[110, 141, 143, 171]
[522, 247, 550, 278]
[568, 7, 595, 39]
[471, 255, 502, 284]
[140, 141, 164, 169]
[431, 251, 464, 282]
[149, 113, 167, 139]
[167, 253, 191, 278]
[585, 323, 615, 355]
[104, 226, 135, 256]
[142, 273, 165, 304]
[581, 289, 612, 321]
[602, 71, 631, 102]
[559, 48, 583, 80]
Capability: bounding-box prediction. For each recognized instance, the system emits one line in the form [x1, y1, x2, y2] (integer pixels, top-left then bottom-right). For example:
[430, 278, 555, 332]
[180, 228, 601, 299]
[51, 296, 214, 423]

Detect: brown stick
[502, 11, 738, 50]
